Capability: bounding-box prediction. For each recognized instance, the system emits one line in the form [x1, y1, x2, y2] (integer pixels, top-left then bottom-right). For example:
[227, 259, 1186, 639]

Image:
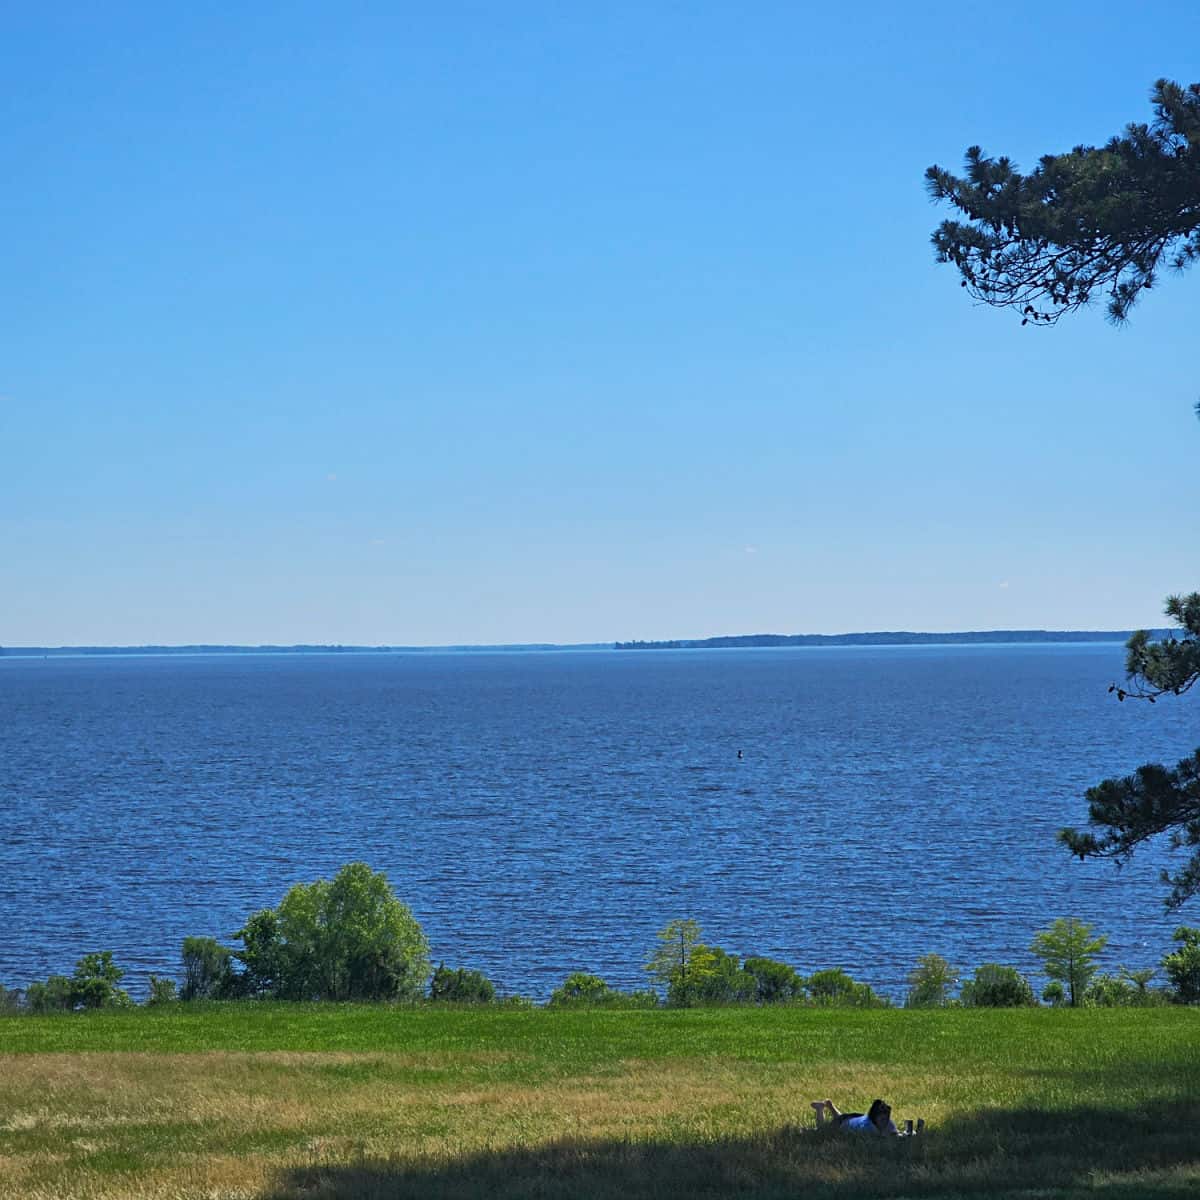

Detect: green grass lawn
[2, 1003, 1198, 1199]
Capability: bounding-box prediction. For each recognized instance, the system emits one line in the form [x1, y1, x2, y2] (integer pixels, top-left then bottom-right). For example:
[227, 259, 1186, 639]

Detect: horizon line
[0, 626, 1166, 657]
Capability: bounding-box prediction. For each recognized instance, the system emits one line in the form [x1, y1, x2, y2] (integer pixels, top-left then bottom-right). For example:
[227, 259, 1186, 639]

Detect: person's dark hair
[867, 1099, 891, 1130]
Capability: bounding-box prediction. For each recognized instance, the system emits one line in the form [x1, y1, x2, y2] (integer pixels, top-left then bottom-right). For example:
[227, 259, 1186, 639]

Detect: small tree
[645, 919, 703, 995]
[743, 956, 805, 1003]
[668, 945, 758, 1007]
[25, 975, 73, 1013]
[806, 968, 884, 1008]
[181, 936, 237, 1001]
[1082, 974, 1134, 1007]
[904, 954, 958, 1008]
[69, 952, 132, 1010]
[960, 964, 1037, 1007]
[0, 984, 23, 1013]
[1042, 981, 1067, 1006]
[1030, 918, 1108, 1008]
[232, 910, 290, 997]
[147, 975, 178, 1006]
[548, 972, 614, 1007]
[429, 964, 496, 1004]
[1162, 926, 1200, 1003]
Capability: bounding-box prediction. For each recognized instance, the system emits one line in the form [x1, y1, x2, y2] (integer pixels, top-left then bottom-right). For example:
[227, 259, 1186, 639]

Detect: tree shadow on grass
[266, 1099, 1200, 1200]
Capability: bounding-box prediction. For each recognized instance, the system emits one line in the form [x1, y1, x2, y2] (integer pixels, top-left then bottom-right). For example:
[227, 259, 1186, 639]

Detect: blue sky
[2, 2, 1197, 645]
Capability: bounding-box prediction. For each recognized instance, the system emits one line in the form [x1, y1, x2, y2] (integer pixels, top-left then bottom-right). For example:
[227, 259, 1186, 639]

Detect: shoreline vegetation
[5, 867, 1198, 1015]
[0, 629, 1171, 657]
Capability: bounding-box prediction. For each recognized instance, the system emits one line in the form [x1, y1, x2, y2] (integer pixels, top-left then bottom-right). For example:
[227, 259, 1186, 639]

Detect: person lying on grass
[810, 1098, 924, 1135]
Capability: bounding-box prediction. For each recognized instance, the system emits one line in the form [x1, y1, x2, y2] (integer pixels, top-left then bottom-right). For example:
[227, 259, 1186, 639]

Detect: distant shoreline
[614, 629, 1166, 650]
[0, 629, 1167, 658]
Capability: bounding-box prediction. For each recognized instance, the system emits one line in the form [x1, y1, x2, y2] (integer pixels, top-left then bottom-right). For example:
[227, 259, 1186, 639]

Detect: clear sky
[2, 2, 1197, 645]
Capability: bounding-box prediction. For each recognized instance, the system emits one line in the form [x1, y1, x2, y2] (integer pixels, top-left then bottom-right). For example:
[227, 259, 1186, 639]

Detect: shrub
[608, 989, 660, 1009]
[668, 945, 758, 1006]
[544, 976, 655, 1009]
[147, 975, 178, 1006]
[25, 975, 73, 1013]
[1118, 967, 1167, 1006]
[1042, 980, 1067, 1006]
[1083, 973, 1133, 1006]
[231, 910, 287, 998]
[1162, 926, 1200, 1003]
[960, 963, 1037, 1007]
[904, 954, 958, 1008]
[429, 964, 496, 1004]
[181, 937, 237, 1001]
[23, 953, 133, 1013]
[495, 994, 537, 1009]
[743, 956, 805, 1003]
[806, 968, 886, 1008]
[0, 984, 23, 1013]
[548, 972, 614, 1007]
[69, 952, 133, 1010]
[1080, 970, 1168, 1007]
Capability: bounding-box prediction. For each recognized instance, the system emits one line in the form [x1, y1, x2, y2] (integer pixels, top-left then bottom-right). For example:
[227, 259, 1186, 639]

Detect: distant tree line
[616, 631, 1169, 650]
[2, 865, 1199, 1015]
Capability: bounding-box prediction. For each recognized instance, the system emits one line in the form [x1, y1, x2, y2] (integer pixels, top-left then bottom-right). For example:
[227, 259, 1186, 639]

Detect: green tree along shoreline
[4, 863, 1199, 1017]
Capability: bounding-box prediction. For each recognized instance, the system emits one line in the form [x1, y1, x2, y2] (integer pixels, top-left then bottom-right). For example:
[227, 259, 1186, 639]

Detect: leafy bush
[231, 910, 287, 998]
[544, 974, 657, 1009]
[668, 945, 758, 1006]
[743, 956, 805, 1003]
[147, 975, 178, 1005]
[548, 972, 614, 1007]
[0, 983, 23, 1013]
[1162, 926, 1200, 1003]
[607, 989, 660, 1009]
[1080, 969, 1168, 1007]
[806, 968, 886, 1008]
[25, 975, 73, 1013]
[1118, 967, 1167, 1006]
[1042, 980, 1067, 1006]
[69, 952, 133, 1009]
[904, 954, 958, 1008]
[644, 923, 759, 1006]
[23, 953, 132, 1013]
[1084, 974, 1133, 1006]
[181, 937, 237, 1001]
[960, 963, 1037, 1007]
[429, 964, 496, 1003]
[494, 994, 537, 1009]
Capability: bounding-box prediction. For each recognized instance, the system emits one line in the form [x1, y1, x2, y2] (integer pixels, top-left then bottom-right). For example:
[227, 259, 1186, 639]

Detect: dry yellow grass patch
[0, 1051, 909, 1200]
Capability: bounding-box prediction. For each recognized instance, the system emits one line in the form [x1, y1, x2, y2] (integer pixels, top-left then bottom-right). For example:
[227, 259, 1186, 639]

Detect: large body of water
[1, 645, 1196, 1001]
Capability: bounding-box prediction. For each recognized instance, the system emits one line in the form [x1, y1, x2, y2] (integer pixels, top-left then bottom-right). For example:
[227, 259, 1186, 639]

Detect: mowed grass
[1, 1004, 1198, 1199]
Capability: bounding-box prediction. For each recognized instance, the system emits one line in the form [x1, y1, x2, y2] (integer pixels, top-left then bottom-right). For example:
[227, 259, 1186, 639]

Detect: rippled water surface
[2, 646, 1196, 999]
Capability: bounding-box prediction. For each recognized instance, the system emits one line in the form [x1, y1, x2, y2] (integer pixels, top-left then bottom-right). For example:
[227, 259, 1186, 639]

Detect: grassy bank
[2, 1004, 1198, 1199]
